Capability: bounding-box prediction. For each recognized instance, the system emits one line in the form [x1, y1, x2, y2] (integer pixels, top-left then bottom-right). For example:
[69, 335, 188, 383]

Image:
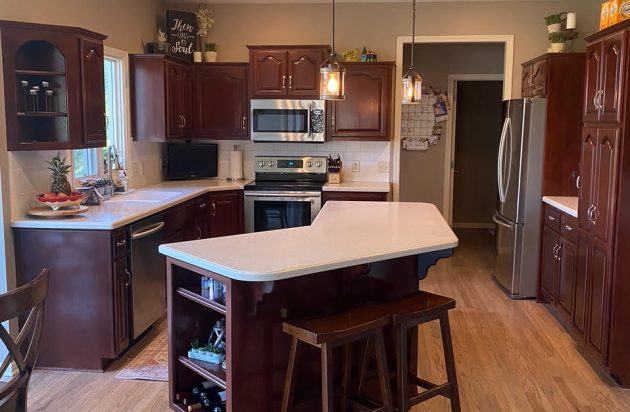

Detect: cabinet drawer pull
[125, 269, 131, 287]
[199, 203, 207, 209]
[282, 75, 286, 89]
[116, 239, 126, 247]
[547, 215, 556, 222]
[211, 202, 216, 217]
[564, 225, 573, 232]
[288, 75, 293, 89]
[182, 115, 187, 128]
[242, 116, 247, 131]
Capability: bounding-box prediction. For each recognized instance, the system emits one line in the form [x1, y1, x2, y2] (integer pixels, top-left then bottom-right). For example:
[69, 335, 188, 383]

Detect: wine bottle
[175, 392, 192, 404]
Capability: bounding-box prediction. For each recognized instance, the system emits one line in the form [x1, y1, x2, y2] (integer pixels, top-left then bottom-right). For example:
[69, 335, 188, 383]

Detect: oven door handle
[244, 191, 321, 197]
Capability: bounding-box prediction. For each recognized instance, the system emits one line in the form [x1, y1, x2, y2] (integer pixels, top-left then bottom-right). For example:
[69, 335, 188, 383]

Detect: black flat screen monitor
[166, 143, 218, 180]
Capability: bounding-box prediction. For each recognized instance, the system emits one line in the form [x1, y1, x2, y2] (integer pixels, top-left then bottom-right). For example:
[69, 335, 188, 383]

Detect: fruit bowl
[36, 192, 85, 211]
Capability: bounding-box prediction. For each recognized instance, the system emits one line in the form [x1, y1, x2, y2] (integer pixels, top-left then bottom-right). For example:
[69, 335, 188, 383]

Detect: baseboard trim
[452, 222, 494, 229]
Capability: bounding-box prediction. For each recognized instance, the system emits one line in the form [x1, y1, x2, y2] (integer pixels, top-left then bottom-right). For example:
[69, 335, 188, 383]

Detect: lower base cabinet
[12, 189, 244, 370]
[539, 203, 613, 370]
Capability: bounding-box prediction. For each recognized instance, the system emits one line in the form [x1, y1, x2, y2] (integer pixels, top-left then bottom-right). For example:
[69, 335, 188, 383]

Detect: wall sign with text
[166, 10, 196, 61]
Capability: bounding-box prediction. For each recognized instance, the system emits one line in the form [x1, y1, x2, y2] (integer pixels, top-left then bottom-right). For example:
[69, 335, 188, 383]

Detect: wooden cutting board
[27, 205, 89, 218]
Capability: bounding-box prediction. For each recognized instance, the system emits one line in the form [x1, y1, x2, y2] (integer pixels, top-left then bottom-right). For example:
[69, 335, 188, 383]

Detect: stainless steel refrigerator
[493, 98, 547, 299]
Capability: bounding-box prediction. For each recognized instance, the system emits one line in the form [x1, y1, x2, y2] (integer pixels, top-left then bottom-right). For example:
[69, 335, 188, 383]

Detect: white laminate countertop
[322, 181, 391, 193]
[542, 196, 578, 218]
[159, 201, 458, 282]
[11, 179, 251, 230]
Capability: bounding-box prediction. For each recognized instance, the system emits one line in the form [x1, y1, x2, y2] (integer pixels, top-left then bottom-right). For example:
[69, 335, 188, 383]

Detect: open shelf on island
[177, 355, 227, 390]
[15, 69, 66, 76]
[176, 286, 227, 315]
[17, 112, 67, 117]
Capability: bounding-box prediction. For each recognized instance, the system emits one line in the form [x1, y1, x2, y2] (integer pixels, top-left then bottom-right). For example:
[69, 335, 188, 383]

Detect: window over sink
[73, 47, 129, 180]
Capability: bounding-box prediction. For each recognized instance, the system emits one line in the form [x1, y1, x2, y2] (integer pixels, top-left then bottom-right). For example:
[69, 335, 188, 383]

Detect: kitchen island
[159, 201, 458, 411]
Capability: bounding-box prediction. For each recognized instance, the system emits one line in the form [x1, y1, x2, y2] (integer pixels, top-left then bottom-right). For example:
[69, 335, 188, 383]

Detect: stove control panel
[254, 156, 327, 174]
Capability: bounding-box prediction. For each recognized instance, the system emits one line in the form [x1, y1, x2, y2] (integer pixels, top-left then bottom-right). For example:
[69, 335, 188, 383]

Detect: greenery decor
[545, 13, 563, 25]
[204, 43, 216, 52]
[549, 32, 566, 43]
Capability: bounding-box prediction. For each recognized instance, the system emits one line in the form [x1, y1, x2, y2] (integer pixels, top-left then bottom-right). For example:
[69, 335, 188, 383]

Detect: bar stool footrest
[347, 395, 388, 412]
[408, 382, 453, 406]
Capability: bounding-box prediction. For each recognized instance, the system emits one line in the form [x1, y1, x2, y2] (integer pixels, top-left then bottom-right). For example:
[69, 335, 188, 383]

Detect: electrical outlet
[352, 160, 361, 172]
[377, 161, 390, 173]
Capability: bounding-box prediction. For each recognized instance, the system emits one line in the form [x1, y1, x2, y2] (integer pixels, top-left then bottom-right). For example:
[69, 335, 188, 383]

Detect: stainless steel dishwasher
[129, 213, 166, 339]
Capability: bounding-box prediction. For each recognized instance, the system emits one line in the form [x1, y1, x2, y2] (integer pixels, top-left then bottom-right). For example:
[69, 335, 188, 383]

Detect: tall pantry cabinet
[580, 21, 630, 388]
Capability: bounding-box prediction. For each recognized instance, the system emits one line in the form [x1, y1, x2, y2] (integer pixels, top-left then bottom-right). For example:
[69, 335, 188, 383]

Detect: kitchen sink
[109, 190, 181, 203]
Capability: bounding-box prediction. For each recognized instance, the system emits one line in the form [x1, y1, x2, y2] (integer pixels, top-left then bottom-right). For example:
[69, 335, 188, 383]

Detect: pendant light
[402, 0, 423, 104]
[320, 0, 345, 100]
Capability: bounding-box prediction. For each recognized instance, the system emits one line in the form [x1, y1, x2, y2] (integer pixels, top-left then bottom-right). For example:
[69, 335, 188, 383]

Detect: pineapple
[47, 152, 72, 195]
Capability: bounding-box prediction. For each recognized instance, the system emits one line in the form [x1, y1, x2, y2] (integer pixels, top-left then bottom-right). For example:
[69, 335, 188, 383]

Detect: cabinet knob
[199, 203, 207, 209]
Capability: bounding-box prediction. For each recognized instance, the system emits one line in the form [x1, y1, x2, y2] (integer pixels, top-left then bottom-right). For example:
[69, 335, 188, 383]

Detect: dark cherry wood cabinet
[557, 236, 577, 320]
[322, 190, 389, 204]
[584, 31, 626, 123]
[131, 56, 248, 141]
[540, 223, 560, 303]
[522, 57, 548, 97]
[208, 190, 244, 238]
[247, 46, 329, 98]
[327, 63, 394, 141]
[0, 20, 107, 151]
[195, 64, 248, 139]
[521, 53, 585, 196]
[12, 228, 129, 370]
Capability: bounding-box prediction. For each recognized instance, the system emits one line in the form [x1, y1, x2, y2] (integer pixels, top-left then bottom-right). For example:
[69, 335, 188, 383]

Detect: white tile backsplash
[215, 140, 391, 182]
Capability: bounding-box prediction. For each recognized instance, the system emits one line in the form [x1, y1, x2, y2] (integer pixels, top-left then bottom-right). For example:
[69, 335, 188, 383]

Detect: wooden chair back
[0, 269, 49, 412]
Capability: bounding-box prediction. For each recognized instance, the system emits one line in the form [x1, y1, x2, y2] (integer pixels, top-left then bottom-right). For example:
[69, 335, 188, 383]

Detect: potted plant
[549, 32, 566, 52]
[545, 13, 563, 34]
[205, 345, 225, 364]
[196, 7, 215, 63]
[204, 43, 217, 62]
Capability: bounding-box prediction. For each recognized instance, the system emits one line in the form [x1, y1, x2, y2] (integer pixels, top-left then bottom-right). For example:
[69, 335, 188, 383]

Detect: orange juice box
[601, 1, 610, 29]
[621, 0, 630, 20]
[610, 0, 621, 25]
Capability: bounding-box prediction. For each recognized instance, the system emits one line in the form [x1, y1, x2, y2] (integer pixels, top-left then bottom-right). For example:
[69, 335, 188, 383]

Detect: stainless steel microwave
[250, 99, 325, 143]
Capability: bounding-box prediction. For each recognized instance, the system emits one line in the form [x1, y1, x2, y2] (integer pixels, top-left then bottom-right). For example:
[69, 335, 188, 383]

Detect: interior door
[583, 42, 602, 122]
[452, 81, 503, 226]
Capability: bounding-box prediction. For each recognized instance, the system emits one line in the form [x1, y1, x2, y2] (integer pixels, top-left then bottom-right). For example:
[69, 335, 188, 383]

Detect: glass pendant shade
[402, 68, 423, 104]
[320, 55, 346, 100]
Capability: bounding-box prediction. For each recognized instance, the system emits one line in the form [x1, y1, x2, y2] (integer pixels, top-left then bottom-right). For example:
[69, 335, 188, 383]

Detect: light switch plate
[351, 160, 360, 172]
[377, 161, 389, 173]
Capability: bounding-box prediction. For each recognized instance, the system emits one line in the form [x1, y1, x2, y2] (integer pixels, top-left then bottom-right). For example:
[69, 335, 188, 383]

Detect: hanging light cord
[409, 0, 416, 71]
[332, 0, 336, 56]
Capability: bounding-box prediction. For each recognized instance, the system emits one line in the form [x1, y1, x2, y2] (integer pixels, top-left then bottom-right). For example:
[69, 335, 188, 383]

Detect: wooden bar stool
[390, 291, 461, 412]
[281, 308, 394, 412]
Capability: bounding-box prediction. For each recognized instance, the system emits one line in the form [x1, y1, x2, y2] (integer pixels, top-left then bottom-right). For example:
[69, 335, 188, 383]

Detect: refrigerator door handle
[497, 117, 510, 202]
[493, 212, 515, 231]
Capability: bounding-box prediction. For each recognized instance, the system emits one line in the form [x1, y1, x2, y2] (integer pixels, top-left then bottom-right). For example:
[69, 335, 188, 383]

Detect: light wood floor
[27, 229, 630, 411]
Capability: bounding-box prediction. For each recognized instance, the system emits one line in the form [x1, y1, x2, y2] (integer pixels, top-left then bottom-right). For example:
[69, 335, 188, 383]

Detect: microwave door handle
[307, 104, 313, 138]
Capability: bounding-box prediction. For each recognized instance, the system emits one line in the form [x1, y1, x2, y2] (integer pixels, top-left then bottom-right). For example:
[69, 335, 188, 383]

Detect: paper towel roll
[229, 149, 243, 180]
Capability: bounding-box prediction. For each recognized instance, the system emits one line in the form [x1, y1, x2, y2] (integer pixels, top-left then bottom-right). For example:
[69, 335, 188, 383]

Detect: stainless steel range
[244, 155, 328, 233]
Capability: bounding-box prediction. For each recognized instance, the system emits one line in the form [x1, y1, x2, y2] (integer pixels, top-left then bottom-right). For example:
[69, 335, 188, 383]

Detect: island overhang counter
[159, 201, 458, 411]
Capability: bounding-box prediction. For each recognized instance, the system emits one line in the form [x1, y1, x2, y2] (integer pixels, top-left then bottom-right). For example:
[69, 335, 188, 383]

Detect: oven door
[250, 99, 325, 142]
[244, 191, 321, 233]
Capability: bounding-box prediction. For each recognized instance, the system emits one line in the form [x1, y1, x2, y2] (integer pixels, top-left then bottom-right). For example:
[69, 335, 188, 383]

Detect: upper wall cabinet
[247, 46, 330, 98]
[327, 62, 394, 141]
[195, 64, 249, 139]
[0, 20, 107, 151]
[130, 56, 248, 141]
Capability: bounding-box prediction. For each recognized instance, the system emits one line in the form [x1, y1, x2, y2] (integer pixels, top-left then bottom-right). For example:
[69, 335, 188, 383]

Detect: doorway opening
[448, 76, 503, 228]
